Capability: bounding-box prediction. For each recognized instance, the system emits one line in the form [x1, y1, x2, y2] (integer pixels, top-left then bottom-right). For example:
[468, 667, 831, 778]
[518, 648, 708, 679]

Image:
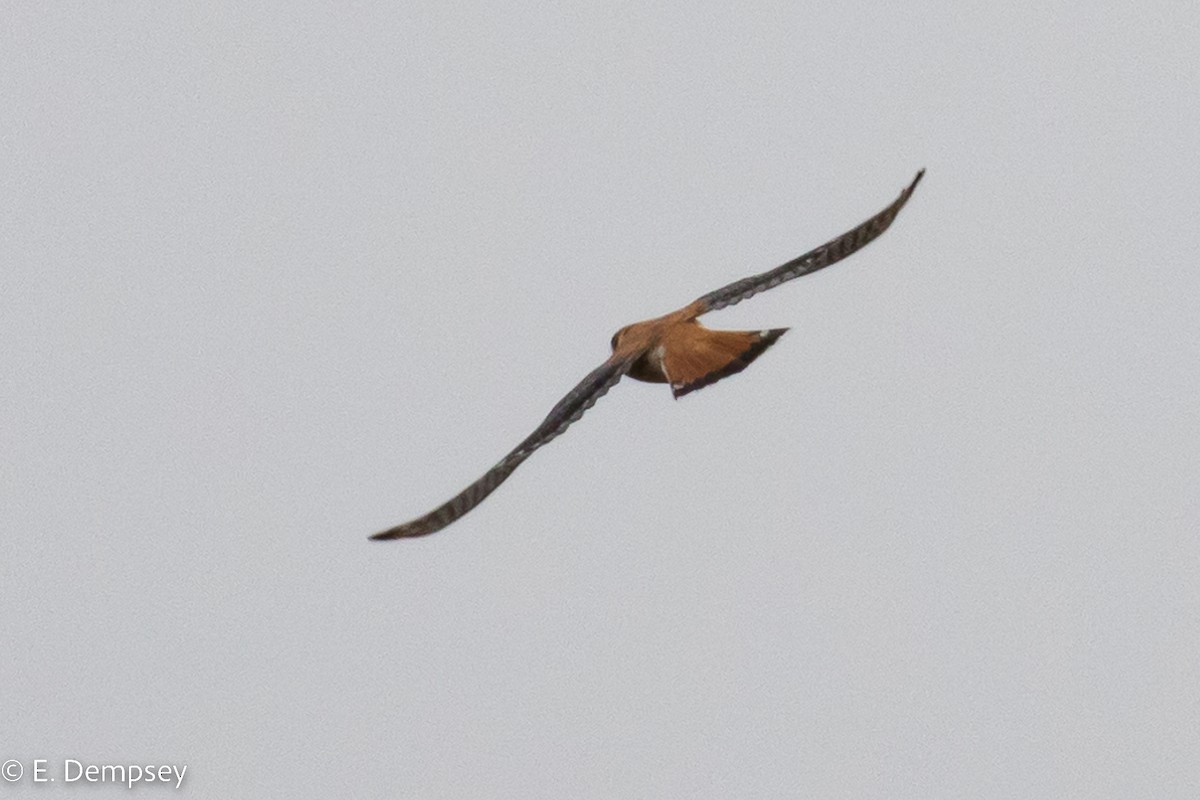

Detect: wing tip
[369, 520, 439, 540]
[369, 529, 404, 541]
[908, 168, 925, 193]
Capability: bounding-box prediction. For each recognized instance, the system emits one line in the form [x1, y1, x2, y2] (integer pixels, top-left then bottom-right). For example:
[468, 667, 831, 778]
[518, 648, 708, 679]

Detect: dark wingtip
[369, 520, 437, 540]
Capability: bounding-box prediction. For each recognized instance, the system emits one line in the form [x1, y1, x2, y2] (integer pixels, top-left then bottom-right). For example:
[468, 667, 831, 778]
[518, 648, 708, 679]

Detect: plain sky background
[3, 2, 1198, 798]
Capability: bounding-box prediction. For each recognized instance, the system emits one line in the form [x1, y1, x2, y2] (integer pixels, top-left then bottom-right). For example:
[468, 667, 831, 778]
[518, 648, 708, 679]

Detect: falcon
[372, 170, 924, 539]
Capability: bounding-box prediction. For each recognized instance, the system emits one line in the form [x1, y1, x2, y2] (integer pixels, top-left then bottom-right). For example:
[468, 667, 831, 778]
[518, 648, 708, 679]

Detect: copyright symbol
[1, 759, 22, 781]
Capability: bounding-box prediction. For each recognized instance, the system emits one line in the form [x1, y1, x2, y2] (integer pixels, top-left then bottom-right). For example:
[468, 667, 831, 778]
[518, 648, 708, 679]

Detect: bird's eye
[610, 331, 621, 350]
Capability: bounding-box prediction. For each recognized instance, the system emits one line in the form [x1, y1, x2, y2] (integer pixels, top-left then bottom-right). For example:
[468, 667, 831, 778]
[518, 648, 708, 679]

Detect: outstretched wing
[696, 169, 924, 313]
[371, 355, 633, 540]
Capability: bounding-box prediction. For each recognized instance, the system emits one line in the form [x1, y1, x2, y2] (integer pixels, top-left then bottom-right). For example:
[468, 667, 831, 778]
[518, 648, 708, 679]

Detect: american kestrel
[372, 170, 924, 540]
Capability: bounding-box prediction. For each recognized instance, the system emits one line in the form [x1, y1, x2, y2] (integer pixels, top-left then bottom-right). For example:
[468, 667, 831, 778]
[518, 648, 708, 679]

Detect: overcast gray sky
[3, 2, 1198, 798]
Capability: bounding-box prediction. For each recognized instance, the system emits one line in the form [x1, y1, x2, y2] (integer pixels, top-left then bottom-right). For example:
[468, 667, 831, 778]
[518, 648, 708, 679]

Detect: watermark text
[1, 758, 187, 789]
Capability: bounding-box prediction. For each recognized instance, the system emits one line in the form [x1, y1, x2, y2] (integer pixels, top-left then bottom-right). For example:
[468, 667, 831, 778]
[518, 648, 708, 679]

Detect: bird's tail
[662, 326, 789, 398]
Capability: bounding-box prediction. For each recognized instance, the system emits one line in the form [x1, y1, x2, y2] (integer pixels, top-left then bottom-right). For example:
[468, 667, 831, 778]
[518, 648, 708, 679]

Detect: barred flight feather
[370, 357, 631, 539]
[698, 169, 923, 312]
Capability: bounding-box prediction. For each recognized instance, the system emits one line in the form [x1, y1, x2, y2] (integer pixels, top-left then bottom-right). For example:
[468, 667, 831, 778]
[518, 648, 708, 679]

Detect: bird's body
[372, 170, 924, 540]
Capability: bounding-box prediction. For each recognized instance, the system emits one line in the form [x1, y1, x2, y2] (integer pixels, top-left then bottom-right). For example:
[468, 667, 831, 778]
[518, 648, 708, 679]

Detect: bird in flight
[372, 169, 924, 540]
